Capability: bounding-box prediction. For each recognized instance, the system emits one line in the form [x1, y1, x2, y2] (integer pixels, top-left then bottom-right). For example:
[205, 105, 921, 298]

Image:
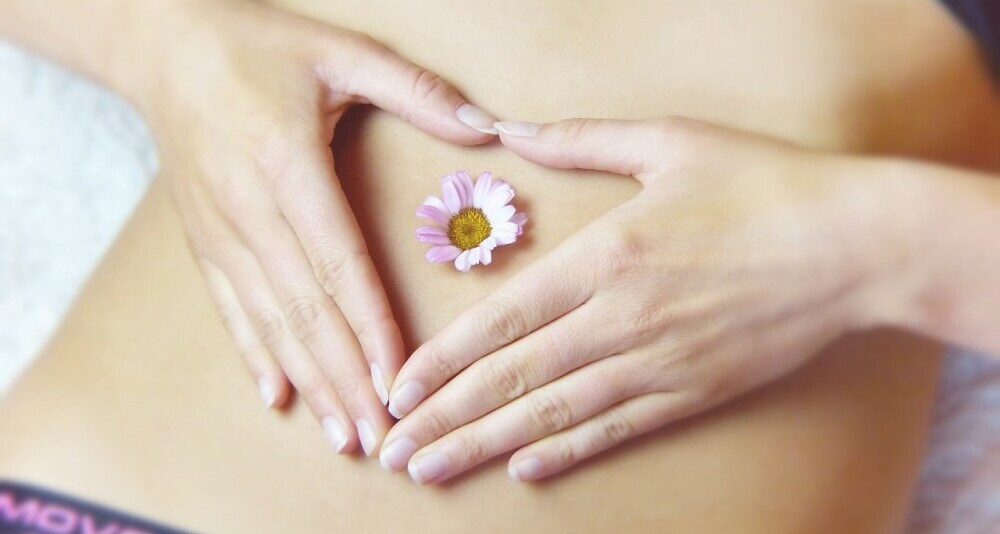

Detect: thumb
[495, 118, 685, 184]
[324, 35, 498, 146]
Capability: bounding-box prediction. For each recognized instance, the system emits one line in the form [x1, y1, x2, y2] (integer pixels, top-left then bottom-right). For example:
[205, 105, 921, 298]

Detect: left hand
[379, 117, 908, 483]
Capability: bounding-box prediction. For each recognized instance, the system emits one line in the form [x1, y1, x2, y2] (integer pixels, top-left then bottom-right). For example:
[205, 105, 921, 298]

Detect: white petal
[480, 245, 492, 265]
[484, 185, 514, 213]
[493, 230, 517, 245]
[496, 221, 519, 234]
[473, 172, 494, 207]
[454, 250, 473, 272]
[481, 236, 498, 251]
[468, 247, 481, 266]
[486, 204, 515, 227]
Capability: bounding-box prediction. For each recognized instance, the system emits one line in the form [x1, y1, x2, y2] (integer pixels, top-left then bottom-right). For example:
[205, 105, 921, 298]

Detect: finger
[199, 257, 290, 410]
[495, 117, 686, 184]
[236, 192, 392, 456]
[401, 356, 639, 484]
[215, 242, 358, 454]
[387, 235, 596, 419]
[273, 146, 404, 407]
[322, 35, 499, 142]
[381, 301, 622, 470]
[508, 393, 682, 482]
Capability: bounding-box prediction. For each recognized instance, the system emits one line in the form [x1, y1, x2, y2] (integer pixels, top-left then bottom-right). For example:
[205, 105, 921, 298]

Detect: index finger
[387, 236, 596, 419]
[273, 145, 405, 406]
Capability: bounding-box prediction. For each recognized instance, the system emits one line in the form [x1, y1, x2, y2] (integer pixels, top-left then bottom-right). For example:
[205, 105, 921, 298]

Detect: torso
[1, 1, 996, 532]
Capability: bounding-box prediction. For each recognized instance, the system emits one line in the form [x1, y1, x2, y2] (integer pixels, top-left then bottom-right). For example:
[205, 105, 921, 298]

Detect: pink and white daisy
[416, 170, 527, 272]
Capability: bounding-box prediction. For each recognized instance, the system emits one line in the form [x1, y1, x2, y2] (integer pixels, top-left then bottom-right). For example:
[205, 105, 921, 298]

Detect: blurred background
[0, 40, 996, 532]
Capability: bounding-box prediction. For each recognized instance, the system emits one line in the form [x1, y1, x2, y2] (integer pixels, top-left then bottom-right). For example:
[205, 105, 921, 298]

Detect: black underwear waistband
[0, 481, 196, 534]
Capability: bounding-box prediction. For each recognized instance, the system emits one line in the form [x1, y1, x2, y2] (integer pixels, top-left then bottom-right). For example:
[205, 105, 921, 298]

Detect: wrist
[823, 155, 931, 334]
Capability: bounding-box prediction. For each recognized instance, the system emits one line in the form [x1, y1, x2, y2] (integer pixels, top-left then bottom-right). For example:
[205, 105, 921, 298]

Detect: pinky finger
[507, 393, 682, 482]
[200, 258, 291, 410]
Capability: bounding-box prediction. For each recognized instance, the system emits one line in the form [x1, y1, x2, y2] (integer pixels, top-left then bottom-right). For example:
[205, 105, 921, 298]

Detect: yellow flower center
[448, 208, 492, 250]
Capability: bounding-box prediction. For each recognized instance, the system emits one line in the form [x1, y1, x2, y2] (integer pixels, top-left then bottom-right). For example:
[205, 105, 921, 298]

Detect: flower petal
[454, 249, 473, 272]
[416, 225, 451, 245]
[496, 221, 520, 235]
[426, 245, 461, 263]
[493, 230, 517, 245]
[455, 170, 474, 208]
[416, 202, 450, 226]
[486, 204, 515, 227]
[473, 172, 494, 208]
[484, 184, 515, 213]
[512, 212, 528, 227]
[480, 244, 492, 265]
[481, 235, 498, 251]
[468, 247, 482, 266]
[442, 180, 461, 214]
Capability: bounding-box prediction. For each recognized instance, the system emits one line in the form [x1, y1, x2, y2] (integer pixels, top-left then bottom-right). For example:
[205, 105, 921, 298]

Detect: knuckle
[483, 358, 528, 401]
[626, 301, 666, 339]
[285, 297, 329, 342]
[600, 410, 634, 444]
[456, 433, 487, 464]
[410, 69, 447, 104]
[415, 406, 453, 439]
[597, 224, 644, 280]
[528, 393, 575, 434]
[313, 247, 366, 300]
[553, 438, 577, 466]
[420, 347, 459, 381]
[478, 300, 525, 347]
[252, 311, 287, 348]
[329, 373, 364, 402]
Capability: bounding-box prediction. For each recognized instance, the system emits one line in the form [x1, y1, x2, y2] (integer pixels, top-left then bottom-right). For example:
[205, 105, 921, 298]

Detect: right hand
[137, 1, 499, 455]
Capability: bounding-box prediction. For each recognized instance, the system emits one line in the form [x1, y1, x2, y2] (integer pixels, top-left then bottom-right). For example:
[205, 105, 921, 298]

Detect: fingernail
[408, 451, 451, 484]
[380, 437, 418, 471]
[509, 457, 544, 482]
[388, 382, 426, 419]
[494, 121, 541, 138]
[456, 103, 499, 135]
[356, 418, 377, 457]
[322, 416, 349, 453]
[370, 364, 389, 406]
[257, 379, 275, 409]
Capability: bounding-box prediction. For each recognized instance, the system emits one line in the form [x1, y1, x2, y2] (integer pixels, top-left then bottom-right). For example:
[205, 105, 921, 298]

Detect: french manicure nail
[456, 103, 499, 135]
[509, 458, 544, 482]
[356, 418, 377, 457]
[408, 451, 451, 484]
[494, 121, 541, 137]
[380, 437, 418, 471]
[370, 364, 389, 406]
[322, 417, 349, 453]
[388, 382, 426, 419]
[257, 379, 275, 409]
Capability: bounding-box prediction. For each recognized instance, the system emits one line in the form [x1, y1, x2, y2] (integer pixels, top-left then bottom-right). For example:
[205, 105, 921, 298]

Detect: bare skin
[0, 0, 997, 532]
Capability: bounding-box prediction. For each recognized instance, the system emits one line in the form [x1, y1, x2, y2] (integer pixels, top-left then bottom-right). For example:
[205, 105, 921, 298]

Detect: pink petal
[512, 212, 528, 227]
[486, 204, 515, 227]
[426, 245, 461, 263]
[480, 244, 492, 265]
[416, 203, 450, 226]
[416, 225, 451, 245]
[454, 250, 473, 272]
[493, 230, 517, 245]
[473, 172, 494, 208]
[455, 170, 474, 208]
[484, 184, 515, 213]
[442, 180, 461, 214]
